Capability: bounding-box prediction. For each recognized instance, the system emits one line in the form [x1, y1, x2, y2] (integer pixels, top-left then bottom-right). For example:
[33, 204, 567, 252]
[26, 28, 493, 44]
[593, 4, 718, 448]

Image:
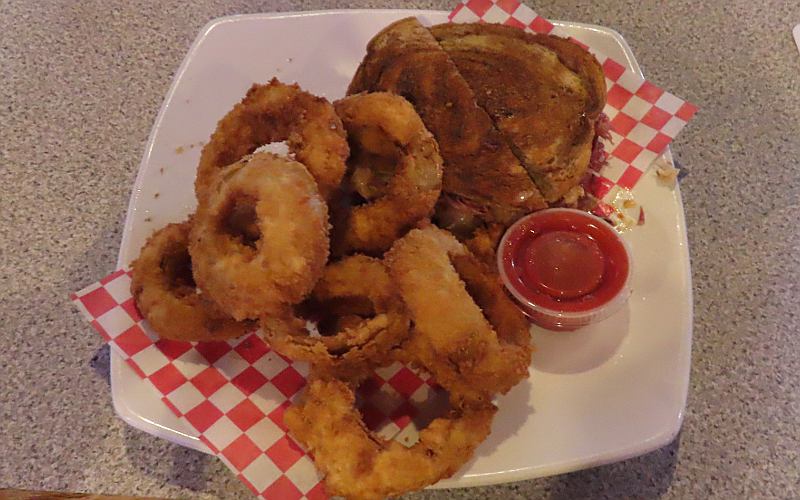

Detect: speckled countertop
[1, 0, 798, 498]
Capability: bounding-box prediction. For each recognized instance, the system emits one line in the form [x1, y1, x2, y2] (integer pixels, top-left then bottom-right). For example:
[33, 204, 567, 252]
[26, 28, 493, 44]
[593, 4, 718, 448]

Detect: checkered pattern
[450, 0, 697, 217]
[71, 270, 443, 499]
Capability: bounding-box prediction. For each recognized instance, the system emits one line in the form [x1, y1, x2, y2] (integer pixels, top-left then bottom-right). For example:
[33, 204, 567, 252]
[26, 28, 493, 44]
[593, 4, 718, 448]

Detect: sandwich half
[348, 17, 548, 230]
[430, 22, 607, 203]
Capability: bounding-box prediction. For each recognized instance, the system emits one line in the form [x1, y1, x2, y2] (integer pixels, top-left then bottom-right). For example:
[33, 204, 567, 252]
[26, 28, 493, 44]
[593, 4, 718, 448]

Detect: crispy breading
[285, 377, 496, 500]
[190, 153, 329, 320]
[130, 220, 252, 341]
[195, 78, 348, 202]
[332, 92, 443, 255]
[385, 226, 532, 404]
[260, 255, 409, 380]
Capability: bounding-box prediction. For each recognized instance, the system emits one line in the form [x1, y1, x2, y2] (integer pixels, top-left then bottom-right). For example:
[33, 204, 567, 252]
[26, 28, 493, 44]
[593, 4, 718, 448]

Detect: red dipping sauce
[497, 208, 632, 331]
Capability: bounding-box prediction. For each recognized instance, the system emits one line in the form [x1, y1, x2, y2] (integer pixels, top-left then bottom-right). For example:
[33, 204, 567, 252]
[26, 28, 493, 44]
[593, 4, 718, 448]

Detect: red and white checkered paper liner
[450, 0, 698, 217]
[72, 3, 699, 499]
[71, 269, 448, 499]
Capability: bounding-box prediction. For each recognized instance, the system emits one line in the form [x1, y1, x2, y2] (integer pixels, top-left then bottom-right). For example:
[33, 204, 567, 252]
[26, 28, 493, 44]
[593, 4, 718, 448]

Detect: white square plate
[794, 24, 800, 55]
[112, 9, 692, 489]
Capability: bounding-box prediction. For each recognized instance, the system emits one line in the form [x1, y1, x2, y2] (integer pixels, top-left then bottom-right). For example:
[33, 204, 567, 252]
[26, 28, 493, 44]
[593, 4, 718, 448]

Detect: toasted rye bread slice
[348, 17, 547, 225]
[431, 23, 606, 202]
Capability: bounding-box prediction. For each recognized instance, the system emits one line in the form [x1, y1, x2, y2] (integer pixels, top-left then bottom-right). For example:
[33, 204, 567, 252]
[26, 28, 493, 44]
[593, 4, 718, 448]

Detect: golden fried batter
[190, 153, 329, 321]
[195, 78, 348, 202]
[385, 226, 532, 404]
[332, 92, 443, 255]
[285, 377, 496, 500]
[130, 221, 252, 341]
[260, 255, 409, 380]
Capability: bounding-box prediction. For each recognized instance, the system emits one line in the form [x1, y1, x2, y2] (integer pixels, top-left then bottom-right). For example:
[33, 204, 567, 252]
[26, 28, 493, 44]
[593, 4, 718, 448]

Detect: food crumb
[561, 185, 584, 206]
[608, 187, 638, 232]
[159, 167, 165, 174]
[654, 158, 680, 186]
[154, 192, 160, 199]
[638, 207, 646, 225]
[175, 146, 185, 154]
[656, 166, 679, 184]
[144, 217, 152, 222]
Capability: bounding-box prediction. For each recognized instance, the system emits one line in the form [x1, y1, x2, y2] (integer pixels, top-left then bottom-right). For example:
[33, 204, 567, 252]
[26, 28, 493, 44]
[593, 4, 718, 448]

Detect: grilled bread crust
[431, 23, 606, 202]
[349, 18, 547, 225]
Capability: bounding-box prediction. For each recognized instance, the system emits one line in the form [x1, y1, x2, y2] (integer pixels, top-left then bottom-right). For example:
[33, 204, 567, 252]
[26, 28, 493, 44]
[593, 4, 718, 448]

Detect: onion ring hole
[159, 247, 196, 296]
[354, 374, 452, 448]
[218, 193, 261, 251]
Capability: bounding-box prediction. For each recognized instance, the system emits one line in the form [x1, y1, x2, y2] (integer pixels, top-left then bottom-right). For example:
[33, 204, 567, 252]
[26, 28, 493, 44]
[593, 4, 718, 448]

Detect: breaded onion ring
[190, 152, 329, 321]
[195, 78, 349, 202]
[332, 92, 443, 255]
[385, 226, 532, 404]
[260, 255, 409, 379]
[463, 223, 506, 267]
[285, 377, 496, 500]
[130, 221, 252, 341]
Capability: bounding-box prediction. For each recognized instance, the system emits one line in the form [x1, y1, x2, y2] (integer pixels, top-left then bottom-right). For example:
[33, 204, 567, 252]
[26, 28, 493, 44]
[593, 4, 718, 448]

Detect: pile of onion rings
[127, 78, 533, 500]
[132, 79, 341, 335]
[285, 226, 532, 498]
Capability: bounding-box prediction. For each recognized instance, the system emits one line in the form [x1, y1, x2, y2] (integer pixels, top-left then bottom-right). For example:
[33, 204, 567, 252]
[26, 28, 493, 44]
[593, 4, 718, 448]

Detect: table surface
[2, 1, 798, 498]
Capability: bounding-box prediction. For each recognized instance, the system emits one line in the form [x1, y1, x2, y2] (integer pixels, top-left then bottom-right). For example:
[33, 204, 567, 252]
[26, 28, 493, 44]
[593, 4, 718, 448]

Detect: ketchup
[498, 209, 631, 331]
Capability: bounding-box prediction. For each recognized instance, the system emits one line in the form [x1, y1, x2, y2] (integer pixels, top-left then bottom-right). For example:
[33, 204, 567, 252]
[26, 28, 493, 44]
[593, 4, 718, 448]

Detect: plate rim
[110, 8, 693, 488]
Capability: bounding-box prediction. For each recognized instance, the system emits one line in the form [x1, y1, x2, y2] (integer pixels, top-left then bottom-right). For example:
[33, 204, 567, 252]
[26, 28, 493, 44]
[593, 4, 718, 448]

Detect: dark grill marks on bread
[430, 23, 607, 203]
[348, 17, 547, 226]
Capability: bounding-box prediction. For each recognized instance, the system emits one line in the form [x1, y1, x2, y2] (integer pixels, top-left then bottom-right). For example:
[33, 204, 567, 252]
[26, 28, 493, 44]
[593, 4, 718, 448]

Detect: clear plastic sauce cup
[497, 208, 632, 331]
